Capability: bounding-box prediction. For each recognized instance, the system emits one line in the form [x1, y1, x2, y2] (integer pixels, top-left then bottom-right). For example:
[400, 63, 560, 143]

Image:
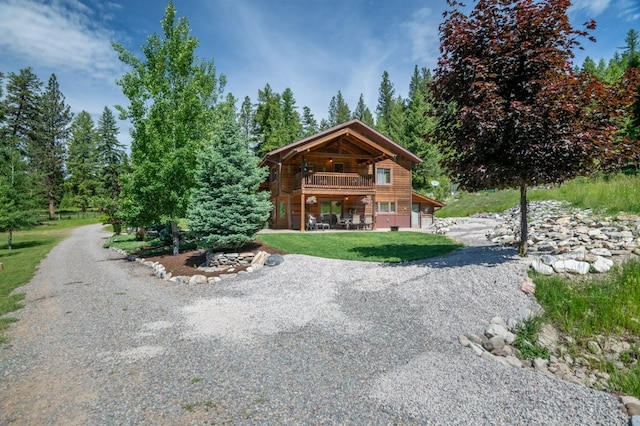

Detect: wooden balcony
[294, 172, 374, 191]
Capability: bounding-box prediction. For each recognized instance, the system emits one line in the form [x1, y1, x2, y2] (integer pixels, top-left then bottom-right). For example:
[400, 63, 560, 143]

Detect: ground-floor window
[375, 201, 396, 213]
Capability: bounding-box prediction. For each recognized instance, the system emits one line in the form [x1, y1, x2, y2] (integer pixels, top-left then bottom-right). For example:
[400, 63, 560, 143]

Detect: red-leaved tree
[433, 0, 640, 256]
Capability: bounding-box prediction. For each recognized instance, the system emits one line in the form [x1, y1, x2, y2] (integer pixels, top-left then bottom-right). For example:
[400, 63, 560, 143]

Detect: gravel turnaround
[0, 223, 627, 425]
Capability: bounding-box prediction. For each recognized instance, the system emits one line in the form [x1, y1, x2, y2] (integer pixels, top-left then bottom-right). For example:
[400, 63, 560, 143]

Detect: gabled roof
[260, 119, 423, 165]
[412, 191, 446, 208]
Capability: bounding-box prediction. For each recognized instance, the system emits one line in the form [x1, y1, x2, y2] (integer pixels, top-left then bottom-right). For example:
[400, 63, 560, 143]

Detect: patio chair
[306, 215, 318, 231]
[363, 215, 373, 230]
[320, 214, 331, 230]
[351, 215, 362, 230]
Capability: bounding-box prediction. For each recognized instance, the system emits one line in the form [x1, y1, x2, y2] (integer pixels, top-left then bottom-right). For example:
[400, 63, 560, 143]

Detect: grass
[512, 316, 550, 360]
[257, 231, 462, 263]
[438, 173, 640, 217]
[0, 216, 100, 342]
[534, 261, 640, 339]
[532, 259, 640, 397]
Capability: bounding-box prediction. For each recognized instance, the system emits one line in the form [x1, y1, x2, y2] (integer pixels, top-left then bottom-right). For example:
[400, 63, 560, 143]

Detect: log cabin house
[259, 119, 444, 231]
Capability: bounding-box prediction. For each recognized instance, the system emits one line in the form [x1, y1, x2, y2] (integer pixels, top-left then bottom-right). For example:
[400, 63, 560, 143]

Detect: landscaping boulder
[264, 254, 285, 267]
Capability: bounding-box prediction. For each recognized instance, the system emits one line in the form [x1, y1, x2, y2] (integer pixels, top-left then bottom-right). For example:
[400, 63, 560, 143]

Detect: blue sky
[1, 0, 639, 146]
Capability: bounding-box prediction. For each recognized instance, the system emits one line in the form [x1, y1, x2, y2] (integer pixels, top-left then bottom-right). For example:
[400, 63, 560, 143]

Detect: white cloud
[404, 7, 441, 68]
[569, 0, 611, 16]
[0, 0, 123, 81]
[617, 0, 640, 22]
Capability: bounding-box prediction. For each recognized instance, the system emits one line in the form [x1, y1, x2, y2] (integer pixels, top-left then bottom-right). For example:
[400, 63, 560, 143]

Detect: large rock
[264, 254, 285, 267]
[189, 275, 208, 285]
[552, 259, 590, 275]
[537, 323, 559, 352]
[591, 248, 612, 257]
[592, 256, 614, 273]
[531, 260, 553, 275]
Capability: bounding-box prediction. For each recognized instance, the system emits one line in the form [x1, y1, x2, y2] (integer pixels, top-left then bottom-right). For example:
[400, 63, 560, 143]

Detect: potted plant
[306, 196, 317, 204]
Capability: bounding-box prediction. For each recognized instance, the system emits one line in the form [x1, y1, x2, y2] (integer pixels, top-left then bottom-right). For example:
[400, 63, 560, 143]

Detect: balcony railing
[294, 172, 374, 190]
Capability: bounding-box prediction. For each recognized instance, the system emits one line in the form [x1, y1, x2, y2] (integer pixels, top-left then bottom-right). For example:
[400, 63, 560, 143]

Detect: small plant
[305, 195, 317, 204]
[191, 377, 203, 384]
[513, 316, 550, 360]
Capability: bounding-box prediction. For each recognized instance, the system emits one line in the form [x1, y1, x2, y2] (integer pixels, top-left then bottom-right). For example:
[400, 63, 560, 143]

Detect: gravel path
[0, 223, 627, 425]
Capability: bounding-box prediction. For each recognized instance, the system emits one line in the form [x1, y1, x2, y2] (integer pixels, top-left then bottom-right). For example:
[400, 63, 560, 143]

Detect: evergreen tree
[319, 118, 330, 131]
[352, 94, 375, 126]
[375, 71, 395, 133]
[301, 106, 318, 136]
[31, 73, 72, 218]
[404, 67, 445, 195]
[0, 70, 39, 248]
[187, 98, 271, 250]
[387, 95, 406, 144]
[66, 111, 98, 212]
[280, 88, 303, 142]
[253, 84, 283, 157]
[622, 29, 640, 69]
[96, 107, 126, 199]
[239, 95, 253, 147]
[327, 90, 351, 126]
[94, 106, 126, 233]
[113, 1, 224, 254]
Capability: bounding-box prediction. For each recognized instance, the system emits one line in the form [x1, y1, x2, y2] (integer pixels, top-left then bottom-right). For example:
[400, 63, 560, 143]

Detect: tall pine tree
[31, 74, 72, 218]
[327, 90, 351, 127]
[66, 111, 98, 213]
[375, 71, 395, 134]
[352, 94, 375, 126]
[0, 69, 40, 247]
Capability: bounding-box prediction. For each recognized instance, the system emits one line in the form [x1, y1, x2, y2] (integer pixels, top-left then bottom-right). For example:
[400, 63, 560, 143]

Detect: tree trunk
[518, 184, 528, 257]
[171, 221, 180, 256]
[8, 229, 13, 250]
[49, 196, 55, 219]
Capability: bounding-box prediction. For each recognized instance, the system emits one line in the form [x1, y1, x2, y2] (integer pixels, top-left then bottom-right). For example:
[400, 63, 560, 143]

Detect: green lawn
[0, 216, 100, 341]
[257, 231, 462, 263]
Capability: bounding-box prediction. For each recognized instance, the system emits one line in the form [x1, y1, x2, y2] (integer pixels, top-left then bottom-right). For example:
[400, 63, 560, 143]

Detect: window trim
[375, 201, 397, 214]
[376, 167, 392, 185]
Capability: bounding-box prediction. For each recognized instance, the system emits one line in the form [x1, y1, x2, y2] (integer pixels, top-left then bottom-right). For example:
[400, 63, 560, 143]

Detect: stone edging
[110, 248, 283, 284]
[475, 200, 640, 275]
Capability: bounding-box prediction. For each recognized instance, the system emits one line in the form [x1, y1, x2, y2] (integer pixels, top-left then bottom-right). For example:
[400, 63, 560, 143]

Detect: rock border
[110, 247, 278, 284]
[479, 200, 640, 275]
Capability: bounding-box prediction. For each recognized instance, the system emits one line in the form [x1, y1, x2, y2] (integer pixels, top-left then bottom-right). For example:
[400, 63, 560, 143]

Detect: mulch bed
[140, 240, 286, 278]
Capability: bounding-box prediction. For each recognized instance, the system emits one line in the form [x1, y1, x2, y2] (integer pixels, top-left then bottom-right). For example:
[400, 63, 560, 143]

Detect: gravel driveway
[0, 222, 627, 425]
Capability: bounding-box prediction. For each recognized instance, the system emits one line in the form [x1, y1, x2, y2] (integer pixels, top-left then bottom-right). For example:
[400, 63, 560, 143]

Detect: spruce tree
[375, 71, 395, 133]
[187, 99, 271, 251]
[352, 94, 375, 126]
[66, 111, 98, 213]
[0, 70, 38, 248]
[301, 106, 318, 136]
[327, 90, 351, 127]
[31, 73, 73, 218]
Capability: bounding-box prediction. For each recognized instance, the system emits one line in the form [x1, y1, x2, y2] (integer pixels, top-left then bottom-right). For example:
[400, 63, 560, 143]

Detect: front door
[320, 200, 342, 227]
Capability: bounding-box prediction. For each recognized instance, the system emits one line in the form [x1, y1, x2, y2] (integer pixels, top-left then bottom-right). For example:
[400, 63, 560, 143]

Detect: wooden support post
[300, 193, 306, 232]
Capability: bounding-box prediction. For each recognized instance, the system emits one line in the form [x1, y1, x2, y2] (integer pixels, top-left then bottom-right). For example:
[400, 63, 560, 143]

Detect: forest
[1, 0, 639, 253]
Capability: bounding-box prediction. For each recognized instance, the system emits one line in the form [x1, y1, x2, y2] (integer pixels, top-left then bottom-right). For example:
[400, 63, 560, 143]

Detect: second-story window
[377, 167, 391, 184]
